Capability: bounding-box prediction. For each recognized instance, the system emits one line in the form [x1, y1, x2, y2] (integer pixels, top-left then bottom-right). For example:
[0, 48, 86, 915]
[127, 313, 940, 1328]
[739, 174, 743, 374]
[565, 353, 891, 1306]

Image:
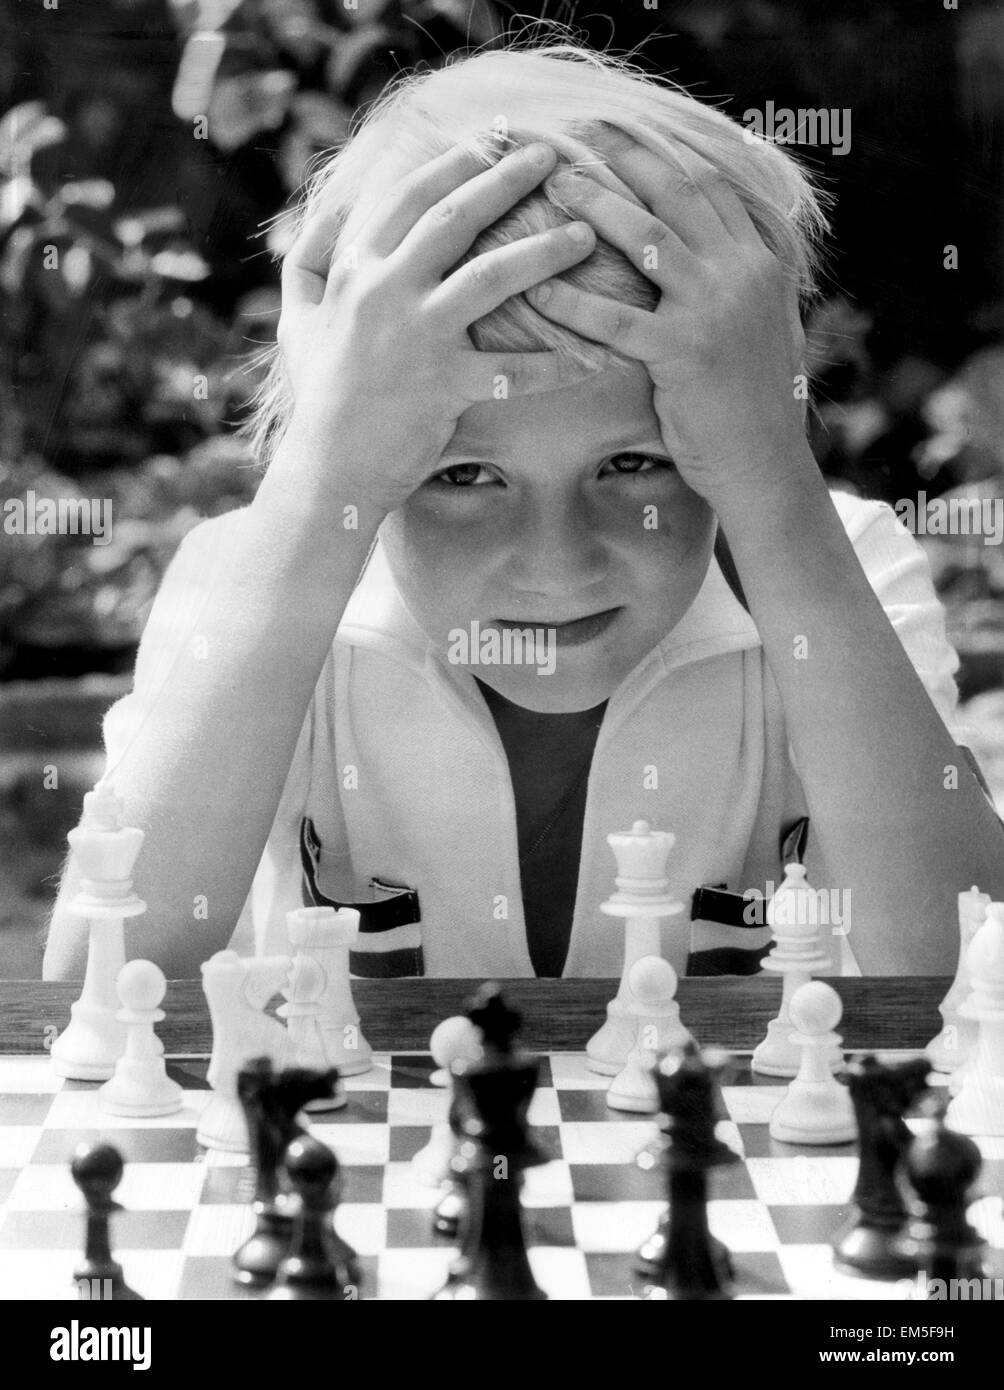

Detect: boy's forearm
[713, 455, 1004, 974]
[44, 432, 386, 980]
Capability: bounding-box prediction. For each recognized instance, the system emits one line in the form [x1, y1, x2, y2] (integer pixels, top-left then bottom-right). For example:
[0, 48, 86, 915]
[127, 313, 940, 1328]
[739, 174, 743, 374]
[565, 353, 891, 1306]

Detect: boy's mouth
[491, 607, 622, 648]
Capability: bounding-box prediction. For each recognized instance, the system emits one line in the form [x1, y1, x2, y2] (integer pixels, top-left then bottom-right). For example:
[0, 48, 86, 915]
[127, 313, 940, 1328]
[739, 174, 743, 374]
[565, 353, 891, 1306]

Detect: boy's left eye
[601, 452, 675, 477]
[432, 463, 495, 488]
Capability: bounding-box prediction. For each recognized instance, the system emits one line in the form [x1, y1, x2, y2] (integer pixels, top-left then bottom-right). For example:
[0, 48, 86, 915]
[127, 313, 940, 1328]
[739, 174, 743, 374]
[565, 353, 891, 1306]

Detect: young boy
[43, 44, 1004, 983]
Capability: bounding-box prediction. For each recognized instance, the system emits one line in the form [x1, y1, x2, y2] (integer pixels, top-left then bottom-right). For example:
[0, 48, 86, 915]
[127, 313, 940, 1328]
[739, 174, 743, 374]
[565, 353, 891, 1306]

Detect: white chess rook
[197, 951, 295, 1152]
[752, 864, 841, 1078]
[768, 980, 855, 1145]
[926, 887, 990, 1074]
[285, 907, 372, 1076]
[587, 821, 683, 1075]
[50, 783, 147, 1081]
[946, 904, 1004, 1137]
[99, 960, 183, 1117]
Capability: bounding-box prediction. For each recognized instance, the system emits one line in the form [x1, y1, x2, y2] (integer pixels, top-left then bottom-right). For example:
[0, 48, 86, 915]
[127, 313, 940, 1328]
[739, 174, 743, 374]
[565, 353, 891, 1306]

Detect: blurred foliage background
[1, 0, 1002, 972]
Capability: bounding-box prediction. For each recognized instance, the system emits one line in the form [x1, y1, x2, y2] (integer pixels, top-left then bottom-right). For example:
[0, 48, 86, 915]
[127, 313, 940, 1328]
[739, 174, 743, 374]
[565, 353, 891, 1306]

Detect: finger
[661, 138, 764, 248]
[546, 169, 695, 287]
[523, 278, 664, 361]
[590, 124, 738, 254]
[427, 221, 595, 325]
[357, 139, 508, 259]
[282, 201, 344, 310]
[392, 143, 572, 280]
[455, 348, 611, 403]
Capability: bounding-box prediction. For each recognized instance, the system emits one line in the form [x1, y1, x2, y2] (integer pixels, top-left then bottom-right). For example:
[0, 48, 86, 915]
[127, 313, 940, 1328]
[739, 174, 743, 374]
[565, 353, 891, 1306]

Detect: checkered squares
[0, 1051, 1000, 1300]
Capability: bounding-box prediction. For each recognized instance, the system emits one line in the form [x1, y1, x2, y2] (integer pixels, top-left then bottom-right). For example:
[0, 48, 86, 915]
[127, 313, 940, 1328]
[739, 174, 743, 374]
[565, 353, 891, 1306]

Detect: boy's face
[380, 363, 716, 713]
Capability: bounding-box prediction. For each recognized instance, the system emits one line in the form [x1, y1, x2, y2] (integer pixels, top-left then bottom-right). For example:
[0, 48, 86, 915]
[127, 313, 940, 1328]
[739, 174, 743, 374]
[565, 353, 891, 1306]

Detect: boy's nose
[507, 504, 610, 601]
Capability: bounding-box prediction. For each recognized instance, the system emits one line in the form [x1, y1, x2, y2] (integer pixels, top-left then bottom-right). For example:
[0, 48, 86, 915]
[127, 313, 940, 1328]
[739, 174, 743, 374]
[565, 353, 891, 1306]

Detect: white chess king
[586, 820, 683, 1075]
[50, 782, 147, 1081]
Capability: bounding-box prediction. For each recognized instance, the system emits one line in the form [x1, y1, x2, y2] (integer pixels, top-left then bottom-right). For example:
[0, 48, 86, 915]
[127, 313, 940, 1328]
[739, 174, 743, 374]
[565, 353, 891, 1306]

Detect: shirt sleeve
[828, 489, 965, 740]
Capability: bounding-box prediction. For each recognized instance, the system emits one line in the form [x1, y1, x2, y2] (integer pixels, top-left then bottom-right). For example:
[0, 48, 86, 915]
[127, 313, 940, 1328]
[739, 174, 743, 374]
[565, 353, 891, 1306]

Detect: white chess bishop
[50, 782, 147, 1081]
[587, 821, 683, 1075]
[946, 903, 1004, 1138]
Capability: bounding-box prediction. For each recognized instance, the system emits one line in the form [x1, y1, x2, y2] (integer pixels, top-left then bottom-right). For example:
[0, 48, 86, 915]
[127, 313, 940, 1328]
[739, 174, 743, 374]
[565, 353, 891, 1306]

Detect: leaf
[423, 0, 501, 47]
[0, 103, 67, 178]
[149, 248, 211, 281]
[113, 207, 188, 246]
[0, 176, 44, 235]
[206, 69, 297, 151]
[60, 180, 116, 210]
[326, 25, 396, 95]
[172, 30, 228, 120]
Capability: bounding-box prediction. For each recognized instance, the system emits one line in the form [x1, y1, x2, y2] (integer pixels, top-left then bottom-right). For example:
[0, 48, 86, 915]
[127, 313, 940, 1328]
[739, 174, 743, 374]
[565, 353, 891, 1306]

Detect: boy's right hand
[276, 140, 599, 514]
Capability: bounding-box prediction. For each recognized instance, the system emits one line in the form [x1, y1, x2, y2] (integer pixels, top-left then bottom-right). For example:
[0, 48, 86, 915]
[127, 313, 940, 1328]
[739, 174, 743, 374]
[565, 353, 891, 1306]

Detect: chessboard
[2, 1047, 1002, 1302]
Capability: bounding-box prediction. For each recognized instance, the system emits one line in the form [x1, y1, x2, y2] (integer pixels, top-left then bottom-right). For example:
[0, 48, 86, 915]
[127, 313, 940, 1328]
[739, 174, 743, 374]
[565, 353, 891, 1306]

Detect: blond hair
[246, 41, 830, 463]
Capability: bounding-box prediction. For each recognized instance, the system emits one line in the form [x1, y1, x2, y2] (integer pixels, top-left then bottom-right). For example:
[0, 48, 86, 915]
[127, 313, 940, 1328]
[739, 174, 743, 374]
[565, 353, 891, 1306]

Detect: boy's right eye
[431, 463, 496, 488]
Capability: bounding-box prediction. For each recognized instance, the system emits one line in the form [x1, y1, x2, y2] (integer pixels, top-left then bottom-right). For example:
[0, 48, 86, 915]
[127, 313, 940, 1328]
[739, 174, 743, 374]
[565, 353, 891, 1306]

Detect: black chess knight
[832, 1054, 931, 1278]
[232, 1057, 342, 1287]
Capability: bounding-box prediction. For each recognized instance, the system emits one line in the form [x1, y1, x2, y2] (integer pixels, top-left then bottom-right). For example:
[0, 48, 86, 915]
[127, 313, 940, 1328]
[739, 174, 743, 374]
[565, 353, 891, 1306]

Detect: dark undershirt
[476, 679, 607, 978]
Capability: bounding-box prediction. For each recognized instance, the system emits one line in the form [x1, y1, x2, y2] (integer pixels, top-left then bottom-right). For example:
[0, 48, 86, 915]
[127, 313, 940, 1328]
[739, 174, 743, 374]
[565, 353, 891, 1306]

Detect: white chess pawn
[50, 783, 147, 1080]
[752, 864, 841, 1078]
[587, 821, 683, 1075]
[412, 1016, 483, 1187]
[277, 955, 346, 1113]
[285, 907, 372, 1076]
[768, 980, 855, 1145]
[98, 960, 183, 1117]
[926, 886, 990, 1074]
[946, 904, 1004, 1137]
[607, 957, 692, 1113]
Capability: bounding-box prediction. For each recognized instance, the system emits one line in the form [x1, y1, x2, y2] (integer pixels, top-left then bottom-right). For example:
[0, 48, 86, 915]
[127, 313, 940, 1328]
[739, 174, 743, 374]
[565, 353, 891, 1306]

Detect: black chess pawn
[71, 1143, 143, 1302]
[832, 1054, 930, 1278]
[434, 984, 547, 1300]
[232, 1058, 341, 1287]
[636, 1043, 740, 1301]
[894, 1099, 988, 1292]
[269, 1137, 359, 1300]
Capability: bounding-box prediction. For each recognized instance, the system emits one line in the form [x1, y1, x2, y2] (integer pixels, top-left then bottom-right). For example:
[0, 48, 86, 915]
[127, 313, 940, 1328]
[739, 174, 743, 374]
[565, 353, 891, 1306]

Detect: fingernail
[527, 143, 554, 166]
[566, 221, 592, 243]
[532, 282, 553, 304]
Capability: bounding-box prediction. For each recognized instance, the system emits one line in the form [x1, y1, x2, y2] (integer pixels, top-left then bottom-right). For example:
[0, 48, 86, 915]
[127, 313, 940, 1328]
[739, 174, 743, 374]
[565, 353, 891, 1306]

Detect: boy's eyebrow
[439, 432, 671, 462]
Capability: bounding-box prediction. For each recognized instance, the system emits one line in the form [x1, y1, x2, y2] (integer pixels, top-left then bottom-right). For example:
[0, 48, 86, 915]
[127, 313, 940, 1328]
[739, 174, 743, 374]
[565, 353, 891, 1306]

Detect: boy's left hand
[526, 126, 813, 509]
